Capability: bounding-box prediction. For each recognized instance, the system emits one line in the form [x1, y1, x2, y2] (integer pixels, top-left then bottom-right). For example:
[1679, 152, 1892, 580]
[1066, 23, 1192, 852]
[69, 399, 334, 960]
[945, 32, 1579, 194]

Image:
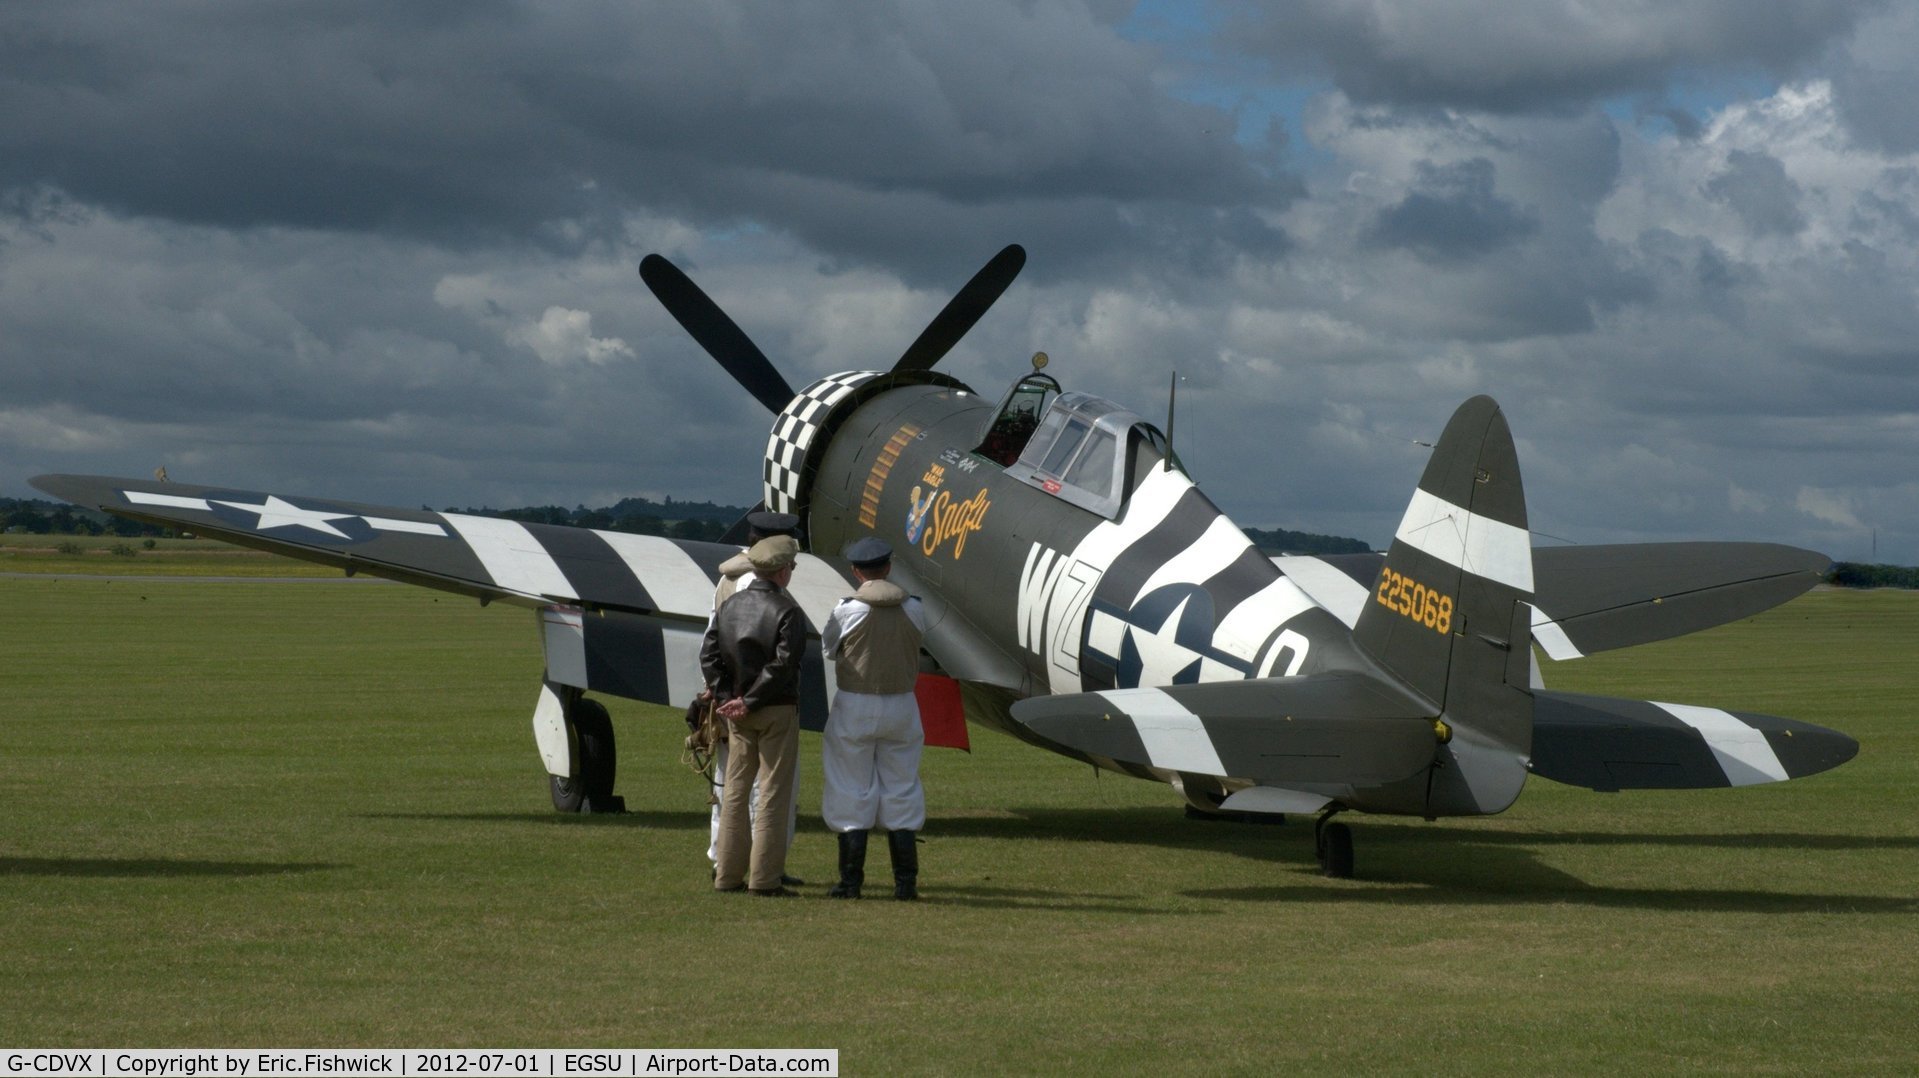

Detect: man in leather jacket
[704, 511, 803, 886]
[700, 534, 807, 896]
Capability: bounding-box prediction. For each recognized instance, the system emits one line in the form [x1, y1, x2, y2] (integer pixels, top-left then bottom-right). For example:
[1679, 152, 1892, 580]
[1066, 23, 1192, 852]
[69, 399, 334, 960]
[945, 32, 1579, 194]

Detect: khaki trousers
[713, 703, 799, 891]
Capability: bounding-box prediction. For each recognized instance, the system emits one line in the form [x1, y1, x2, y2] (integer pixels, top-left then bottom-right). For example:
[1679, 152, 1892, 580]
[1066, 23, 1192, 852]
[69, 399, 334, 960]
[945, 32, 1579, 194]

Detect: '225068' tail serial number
[1375, 568, 1453, 635]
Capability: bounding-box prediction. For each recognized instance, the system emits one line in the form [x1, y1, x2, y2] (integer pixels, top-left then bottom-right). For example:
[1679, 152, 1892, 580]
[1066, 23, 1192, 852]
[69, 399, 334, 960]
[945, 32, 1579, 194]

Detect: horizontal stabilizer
[1532, 690, 1857, 790]
[1275, 541, 1828, 660]
[1530, 542, 1829, 659]
[1009, 673, 1440, 786]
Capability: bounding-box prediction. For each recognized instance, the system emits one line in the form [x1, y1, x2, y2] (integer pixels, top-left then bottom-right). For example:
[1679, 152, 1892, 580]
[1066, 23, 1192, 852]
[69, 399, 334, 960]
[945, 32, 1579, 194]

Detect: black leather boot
[829, 829, 868, 899]
[887, 829, 919, 900]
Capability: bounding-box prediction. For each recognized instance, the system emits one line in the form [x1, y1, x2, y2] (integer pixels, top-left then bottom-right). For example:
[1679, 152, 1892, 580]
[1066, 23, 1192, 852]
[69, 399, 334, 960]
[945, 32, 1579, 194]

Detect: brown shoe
[715, 883, 747, 893]
[748, 886, 797, 898]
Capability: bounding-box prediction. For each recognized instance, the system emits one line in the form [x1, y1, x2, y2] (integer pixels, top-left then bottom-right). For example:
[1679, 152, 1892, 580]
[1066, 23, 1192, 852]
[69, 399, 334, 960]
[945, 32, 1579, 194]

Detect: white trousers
[708, 740, 797, 864]
[821, 690, 925, 833]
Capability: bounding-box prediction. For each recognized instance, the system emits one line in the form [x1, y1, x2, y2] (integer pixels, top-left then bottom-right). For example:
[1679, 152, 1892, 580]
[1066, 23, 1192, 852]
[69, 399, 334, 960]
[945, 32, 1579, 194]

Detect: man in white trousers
[820, 536, 928, 900]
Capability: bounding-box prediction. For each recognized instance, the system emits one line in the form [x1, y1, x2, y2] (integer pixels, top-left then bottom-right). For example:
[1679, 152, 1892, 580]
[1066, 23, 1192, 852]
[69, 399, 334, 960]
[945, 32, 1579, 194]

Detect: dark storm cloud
[4, 1, 1918, 565]
[0, 204, 770, 508]
[1223, 0, 1877, 113]
[0, 208, 540, 424]
[0, 0, 1285, 273]
[0, 0, 1311, 514]
[1829, 3, 1919, 153]
[1362, 158, 1538, 261]
[1706, 150, 1807, 236]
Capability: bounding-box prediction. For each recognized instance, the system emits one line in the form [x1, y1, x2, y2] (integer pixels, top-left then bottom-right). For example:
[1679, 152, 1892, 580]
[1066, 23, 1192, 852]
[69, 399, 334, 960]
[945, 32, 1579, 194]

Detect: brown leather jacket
[700, 577, 806, 712]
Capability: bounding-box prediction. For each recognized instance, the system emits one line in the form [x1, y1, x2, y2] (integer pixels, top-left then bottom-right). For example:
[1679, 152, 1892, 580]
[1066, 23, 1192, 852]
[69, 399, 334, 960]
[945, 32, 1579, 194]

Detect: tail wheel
[549, 697, 618, 813]
[1316, 819, 1355, 879]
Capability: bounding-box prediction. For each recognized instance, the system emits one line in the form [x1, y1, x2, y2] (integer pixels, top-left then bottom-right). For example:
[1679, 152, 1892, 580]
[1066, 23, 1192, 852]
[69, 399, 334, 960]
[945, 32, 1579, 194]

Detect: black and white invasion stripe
[1058, 466, 1337, 694]
[1531, 690, 1858, 790]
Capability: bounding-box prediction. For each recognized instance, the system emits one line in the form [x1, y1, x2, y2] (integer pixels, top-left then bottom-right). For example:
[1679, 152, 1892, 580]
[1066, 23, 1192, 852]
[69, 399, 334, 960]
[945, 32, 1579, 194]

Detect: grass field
[2, 568, 1915, 1073]
[1, 533, 337, 577]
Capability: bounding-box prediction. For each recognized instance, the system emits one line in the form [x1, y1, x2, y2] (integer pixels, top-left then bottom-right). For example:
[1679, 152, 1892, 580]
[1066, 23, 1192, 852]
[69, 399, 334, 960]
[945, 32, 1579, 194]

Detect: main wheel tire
[548, 698, 617, 813]
[1319, 821, 1355, 879]
[574, 698, 617, 811]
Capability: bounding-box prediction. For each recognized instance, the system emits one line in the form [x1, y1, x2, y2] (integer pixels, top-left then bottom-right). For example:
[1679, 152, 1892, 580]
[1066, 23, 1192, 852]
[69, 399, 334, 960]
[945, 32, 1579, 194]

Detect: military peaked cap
[744, 510, 800, 539]
[747, 534, 799, 572]
[844, 536, 893, 569]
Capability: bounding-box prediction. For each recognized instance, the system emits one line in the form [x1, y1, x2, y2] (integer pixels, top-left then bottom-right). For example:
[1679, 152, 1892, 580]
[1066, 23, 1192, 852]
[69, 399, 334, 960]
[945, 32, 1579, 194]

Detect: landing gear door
[532, 681, 572, 778]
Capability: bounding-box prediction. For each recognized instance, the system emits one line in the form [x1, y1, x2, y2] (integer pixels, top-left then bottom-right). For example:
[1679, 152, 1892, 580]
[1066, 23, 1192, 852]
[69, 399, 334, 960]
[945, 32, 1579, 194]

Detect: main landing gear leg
[1314, 809, 1354, 879]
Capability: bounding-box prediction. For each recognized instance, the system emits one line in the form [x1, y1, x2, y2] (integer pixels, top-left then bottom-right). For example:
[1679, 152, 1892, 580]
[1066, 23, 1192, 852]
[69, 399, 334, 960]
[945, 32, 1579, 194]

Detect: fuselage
[791, 376, 1370, 796]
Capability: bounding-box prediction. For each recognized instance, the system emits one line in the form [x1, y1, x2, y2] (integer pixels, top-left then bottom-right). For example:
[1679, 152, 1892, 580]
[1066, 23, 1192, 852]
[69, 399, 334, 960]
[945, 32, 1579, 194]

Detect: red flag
[916, 673, 969, 751]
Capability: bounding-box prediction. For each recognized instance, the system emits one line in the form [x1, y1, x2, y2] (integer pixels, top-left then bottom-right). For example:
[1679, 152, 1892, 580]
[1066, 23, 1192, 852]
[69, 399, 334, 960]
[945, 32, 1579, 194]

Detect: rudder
[1354, 395, 1535, 815]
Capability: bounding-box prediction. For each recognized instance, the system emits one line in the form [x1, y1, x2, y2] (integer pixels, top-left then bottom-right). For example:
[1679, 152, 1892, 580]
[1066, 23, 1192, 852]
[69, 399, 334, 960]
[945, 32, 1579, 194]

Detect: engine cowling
[761, 369, 968, 520]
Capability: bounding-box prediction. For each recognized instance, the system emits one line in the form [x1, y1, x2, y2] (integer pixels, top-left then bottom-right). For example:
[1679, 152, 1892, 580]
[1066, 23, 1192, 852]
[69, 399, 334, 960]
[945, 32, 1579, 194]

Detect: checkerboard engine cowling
[761, 371, 881, 514]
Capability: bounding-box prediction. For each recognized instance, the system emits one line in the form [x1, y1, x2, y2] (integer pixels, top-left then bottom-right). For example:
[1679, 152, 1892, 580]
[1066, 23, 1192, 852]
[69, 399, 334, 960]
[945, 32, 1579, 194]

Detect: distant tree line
[445, 502, 733, 542]
[1827, 562, 1919, 589]
[3, 497, 165, 537]
[1, 494, 738, 543]
[1243, 526, 1373, 556]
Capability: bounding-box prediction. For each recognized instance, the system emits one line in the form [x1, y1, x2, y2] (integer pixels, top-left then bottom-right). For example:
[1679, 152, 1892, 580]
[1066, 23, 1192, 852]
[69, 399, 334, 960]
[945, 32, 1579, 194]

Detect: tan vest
[712, 551, 754, 611]
[833, 579, 922, 695]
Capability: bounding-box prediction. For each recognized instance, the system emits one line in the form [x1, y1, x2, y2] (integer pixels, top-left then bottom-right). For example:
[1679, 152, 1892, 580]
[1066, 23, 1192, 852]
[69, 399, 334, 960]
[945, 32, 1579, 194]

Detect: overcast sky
[4, 1, 1917, 562]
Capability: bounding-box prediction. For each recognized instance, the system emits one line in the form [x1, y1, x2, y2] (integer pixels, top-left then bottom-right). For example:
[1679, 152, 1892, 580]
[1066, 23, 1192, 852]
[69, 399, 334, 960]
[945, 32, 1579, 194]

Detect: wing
[30, 473, 857, 625]
[1008, 672, 1440, 789]
[32, 474, 1011, 753]
[1273, 542, 1828, 660]
[1531, 690, 1857, 790]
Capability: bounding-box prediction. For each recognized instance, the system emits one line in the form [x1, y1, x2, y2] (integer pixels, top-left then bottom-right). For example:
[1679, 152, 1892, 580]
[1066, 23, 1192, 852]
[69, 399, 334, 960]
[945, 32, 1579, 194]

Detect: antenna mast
[1165, 370, 1177, 471]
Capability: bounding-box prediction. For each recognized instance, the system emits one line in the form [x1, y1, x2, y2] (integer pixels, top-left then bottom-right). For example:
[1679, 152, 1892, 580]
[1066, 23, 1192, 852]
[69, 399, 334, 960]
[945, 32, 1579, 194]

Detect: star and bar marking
[122, 490, 448, 539]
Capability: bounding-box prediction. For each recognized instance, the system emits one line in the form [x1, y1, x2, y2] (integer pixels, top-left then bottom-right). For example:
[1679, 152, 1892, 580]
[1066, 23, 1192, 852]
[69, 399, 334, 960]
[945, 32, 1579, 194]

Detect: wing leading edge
[29, 473, 856, 626]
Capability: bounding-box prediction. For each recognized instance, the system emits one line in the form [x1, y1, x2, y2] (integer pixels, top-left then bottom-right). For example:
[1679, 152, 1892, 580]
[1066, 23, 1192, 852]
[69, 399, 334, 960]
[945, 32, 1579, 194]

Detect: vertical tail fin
[1354, 395, 1535, 815]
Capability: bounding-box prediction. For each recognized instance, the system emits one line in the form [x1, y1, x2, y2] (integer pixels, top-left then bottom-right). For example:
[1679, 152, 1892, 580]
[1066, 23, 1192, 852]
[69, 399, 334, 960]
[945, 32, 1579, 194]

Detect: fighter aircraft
[33, 242, 1856, 878]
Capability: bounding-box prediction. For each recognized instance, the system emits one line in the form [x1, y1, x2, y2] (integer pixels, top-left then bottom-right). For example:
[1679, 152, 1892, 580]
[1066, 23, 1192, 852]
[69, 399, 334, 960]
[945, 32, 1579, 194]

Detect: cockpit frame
[991, 389, 1182, 519]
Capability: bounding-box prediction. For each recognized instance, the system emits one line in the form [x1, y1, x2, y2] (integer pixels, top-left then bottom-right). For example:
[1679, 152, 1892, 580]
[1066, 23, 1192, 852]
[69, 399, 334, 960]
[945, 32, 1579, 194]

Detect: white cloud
[1728, 483, 1771, 514]
[512, 306, 635, 367]
[1797, 485, 1865, 529]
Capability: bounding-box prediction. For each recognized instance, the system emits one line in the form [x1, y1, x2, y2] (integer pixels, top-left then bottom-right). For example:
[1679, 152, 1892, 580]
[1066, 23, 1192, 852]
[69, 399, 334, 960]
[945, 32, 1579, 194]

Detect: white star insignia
[1126, 594, 1206, 686]
[213, 495, 357, 539]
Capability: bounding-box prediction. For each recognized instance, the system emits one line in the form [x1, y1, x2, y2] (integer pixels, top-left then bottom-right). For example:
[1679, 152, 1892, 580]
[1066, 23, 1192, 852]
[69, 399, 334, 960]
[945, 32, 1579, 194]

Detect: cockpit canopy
[977, 381, 1178, 519]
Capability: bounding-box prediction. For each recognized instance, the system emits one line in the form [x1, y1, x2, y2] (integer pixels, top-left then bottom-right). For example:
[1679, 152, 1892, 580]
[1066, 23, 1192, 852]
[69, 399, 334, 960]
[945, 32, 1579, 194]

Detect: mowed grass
[1, 533, 337, 577]
[2, 573, 1916, 1073]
